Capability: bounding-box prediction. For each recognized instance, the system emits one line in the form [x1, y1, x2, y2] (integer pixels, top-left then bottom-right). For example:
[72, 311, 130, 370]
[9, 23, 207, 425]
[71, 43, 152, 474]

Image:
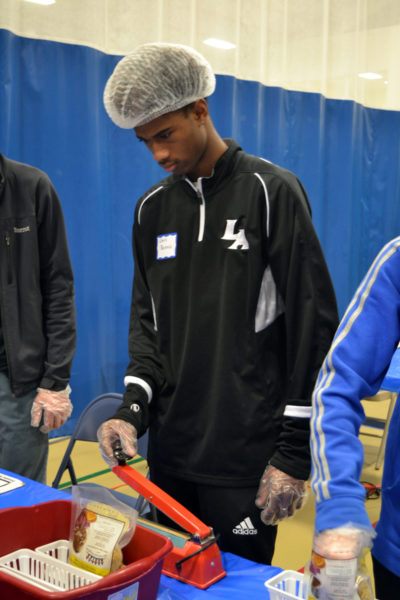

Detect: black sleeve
[111, 384, 150, 437]
[267, 175, 339, 480]
[115, 209, 166, 434]
[37, 175, 76, 390]
[125, 218, 165, 390]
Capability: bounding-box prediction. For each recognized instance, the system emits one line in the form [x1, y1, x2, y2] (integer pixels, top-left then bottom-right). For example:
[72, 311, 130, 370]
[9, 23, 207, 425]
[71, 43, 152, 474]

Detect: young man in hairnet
[98, 43, 339, 564]
[0, 153, 76, 484]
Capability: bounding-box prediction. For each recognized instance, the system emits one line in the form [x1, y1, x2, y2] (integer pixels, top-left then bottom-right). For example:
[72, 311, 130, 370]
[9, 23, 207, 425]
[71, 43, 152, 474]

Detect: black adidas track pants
[149, 466, 277, 565]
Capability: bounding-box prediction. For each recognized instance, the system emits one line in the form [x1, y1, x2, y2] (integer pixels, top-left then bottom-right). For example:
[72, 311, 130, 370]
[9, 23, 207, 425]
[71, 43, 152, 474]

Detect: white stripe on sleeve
[283, 405, 312, 418]
[123, 376, 153, 402]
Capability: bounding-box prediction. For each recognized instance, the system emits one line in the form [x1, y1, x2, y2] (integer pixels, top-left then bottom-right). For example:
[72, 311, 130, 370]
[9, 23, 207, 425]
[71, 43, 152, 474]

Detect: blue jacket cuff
[315, 496, 374, 533]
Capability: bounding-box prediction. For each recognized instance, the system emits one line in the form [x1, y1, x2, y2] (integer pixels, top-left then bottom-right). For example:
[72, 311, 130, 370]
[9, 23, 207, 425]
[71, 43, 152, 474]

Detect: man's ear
[192, 98, 209, 123]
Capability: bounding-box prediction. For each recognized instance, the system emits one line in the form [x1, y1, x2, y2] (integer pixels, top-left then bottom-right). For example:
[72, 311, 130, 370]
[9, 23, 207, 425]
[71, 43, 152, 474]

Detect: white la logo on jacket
[221, 219, 249, 250]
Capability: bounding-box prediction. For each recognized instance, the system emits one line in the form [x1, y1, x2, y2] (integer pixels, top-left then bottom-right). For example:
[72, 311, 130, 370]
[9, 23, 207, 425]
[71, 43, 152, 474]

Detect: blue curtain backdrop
[1, 29, 400, 435]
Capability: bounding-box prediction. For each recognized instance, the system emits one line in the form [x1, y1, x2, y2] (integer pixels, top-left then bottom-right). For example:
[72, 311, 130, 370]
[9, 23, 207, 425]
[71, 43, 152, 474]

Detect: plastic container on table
[0, 548, 101, 591]
[264, 570, 308, 600]
[36, 539, 70, 562]
[0, 499, 172, 599]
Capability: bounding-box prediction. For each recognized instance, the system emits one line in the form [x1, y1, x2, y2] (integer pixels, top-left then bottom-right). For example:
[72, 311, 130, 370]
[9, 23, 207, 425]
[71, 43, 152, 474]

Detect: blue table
[0, 468, 281, 599]
[0, 467, 71, 509]
[157, 553, 281, 599]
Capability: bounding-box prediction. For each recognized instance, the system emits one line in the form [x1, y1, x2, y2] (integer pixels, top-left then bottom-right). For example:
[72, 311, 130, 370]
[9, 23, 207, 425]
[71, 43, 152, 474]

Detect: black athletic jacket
[0, 154, 76, 396]
[114, 140, 338, 486]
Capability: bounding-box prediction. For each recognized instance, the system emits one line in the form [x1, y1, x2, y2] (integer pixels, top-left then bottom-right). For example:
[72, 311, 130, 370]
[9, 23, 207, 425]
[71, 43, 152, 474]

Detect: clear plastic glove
[255, 465, 306, 525]
[97, 419, 138, 467]
[308, 526, 376, 600]
[31, 386, 72, 434]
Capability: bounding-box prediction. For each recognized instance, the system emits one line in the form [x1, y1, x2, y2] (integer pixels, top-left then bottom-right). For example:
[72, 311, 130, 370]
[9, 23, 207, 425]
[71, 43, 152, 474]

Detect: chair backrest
[72, 393, 124, 442]
[71, 392, 149, 457]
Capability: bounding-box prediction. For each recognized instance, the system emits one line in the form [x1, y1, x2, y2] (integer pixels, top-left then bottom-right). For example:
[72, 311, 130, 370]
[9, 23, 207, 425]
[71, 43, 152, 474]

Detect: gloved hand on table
[255, 464, 306, 525]
[97, 419, 138, 467]
[31, 386, 72, 433]
[309, 526, 376, 599]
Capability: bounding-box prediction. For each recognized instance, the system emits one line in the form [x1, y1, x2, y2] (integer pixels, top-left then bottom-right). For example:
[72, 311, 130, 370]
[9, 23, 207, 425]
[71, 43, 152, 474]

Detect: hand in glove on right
[97, 419, 138, 468]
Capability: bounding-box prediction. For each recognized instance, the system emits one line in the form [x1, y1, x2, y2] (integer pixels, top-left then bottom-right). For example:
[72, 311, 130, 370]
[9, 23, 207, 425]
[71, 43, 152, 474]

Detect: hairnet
[103, 43, 216, 129]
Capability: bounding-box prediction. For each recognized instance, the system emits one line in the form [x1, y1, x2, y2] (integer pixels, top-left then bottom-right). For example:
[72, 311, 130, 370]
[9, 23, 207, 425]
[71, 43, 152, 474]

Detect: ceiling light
[203, 38, 236, 50]
[24, 0, 56, 5]
[358, 72, 383, 80]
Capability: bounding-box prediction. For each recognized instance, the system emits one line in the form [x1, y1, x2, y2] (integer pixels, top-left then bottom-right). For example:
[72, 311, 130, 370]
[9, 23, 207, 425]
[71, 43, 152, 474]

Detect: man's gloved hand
[97, 419, 138, 467]
[31, 386, 73, 434]
[255, 464, 306, 525]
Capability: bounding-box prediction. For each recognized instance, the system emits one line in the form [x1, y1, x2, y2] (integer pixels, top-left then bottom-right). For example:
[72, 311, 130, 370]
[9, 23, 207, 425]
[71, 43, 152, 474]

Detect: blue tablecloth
[0, 467, 71, 509]
[0, 468, 281, 599]
[157, 553, 281, 599]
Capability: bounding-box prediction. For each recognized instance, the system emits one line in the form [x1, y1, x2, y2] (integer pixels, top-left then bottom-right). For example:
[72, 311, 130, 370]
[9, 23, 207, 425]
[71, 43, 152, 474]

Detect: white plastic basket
[264, 570, 308, 600]
[0, 565, 59, 591]
[0, 548, 101, 591]
[36, 539, 70, 562]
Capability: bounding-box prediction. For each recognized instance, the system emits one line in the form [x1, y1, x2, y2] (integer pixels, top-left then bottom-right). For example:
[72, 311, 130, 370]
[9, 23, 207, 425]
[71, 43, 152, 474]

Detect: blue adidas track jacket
[311, 237, 400, 577]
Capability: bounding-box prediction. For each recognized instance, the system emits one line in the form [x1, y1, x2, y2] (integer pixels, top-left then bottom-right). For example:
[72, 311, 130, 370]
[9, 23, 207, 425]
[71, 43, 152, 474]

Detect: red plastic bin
[0, 499, 173, 599]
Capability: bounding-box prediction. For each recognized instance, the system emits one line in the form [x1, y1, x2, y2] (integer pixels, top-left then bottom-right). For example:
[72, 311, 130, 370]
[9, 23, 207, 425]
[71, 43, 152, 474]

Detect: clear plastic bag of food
[306, 526, 375, 600]
[68, 484, 138, 577]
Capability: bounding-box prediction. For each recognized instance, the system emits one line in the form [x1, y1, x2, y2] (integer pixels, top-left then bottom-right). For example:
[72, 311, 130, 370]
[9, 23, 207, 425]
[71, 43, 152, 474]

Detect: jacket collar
[180, 139, 242, 195]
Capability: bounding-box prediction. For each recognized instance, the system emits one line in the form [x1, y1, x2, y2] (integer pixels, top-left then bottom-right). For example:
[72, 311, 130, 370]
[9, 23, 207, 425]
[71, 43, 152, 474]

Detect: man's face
[134, 104, 208, 180]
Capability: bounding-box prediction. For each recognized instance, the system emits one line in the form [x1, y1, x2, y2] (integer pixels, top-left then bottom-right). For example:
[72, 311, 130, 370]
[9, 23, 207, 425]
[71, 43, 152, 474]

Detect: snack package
[68, 484, 138, 577]
[306, 527, 375, 600]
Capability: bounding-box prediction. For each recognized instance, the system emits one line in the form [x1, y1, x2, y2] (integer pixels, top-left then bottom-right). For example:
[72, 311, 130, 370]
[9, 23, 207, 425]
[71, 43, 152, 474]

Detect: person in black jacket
[0, 153, 76, 484]
[97, 43, 339, 564]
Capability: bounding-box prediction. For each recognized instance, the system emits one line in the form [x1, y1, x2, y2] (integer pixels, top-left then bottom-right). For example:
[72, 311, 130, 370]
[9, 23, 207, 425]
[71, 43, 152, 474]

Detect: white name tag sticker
[157, 233, 177, 260]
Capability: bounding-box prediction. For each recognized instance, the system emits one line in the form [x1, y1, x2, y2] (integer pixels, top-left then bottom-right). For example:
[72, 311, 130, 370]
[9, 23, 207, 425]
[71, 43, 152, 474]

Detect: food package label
[69, 507, 126, 576]
[308, 551, 358, 599]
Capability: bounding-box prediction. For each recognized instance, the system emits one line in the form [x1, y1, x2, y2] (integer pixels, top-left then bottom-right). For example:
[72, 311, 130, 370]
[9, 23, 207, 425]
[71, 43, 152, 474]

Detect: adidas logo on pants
[233, 517, 258, 535]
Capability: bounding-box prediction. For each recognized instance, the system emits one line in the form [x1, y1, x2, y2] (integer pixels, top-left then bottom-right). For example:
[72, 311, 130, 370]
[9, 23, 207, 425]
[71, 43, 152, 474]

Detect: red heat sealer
[112, 455, 226, 589]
